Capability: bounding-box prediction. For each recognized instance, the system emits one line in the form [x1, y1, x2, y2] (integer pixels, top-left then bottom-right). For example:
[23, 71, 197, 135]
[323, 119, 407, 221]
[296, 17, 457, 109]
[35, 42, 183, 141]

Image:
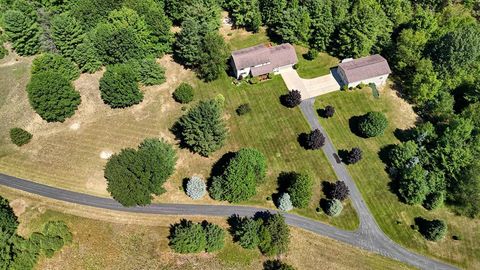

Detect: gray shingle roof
[338, 54, 391, 83]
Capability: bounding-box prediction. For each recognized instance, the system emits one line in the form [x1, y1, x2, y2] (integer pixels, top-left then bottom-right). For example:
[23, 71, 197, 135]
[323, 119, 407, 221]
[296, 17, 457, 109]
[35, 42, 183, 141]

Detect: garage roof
[338, 55, 391, 83]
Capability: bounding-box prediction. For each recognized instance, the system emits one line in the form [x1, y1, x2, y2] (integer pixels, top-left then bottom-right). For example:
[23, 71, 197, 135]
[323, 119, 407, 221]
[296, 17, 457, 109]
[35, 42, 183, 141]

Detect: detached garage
[338, 55, 392, 88]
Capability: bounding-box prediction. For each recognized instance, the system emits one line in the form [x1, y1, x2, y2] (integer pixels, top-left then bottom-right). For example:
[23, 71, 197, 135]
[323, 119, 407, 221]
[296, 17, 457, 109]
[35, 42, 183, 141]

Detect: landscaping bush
[305, 48, 318, 60]
[277, 193, 293, 211]
[267, 73, 274, 79]
[249, 76, 260, 84]
[26, 70, 81, 122]
[306, 129, 325, 150]
[346, 147, 363, 164]
[104, 138, 177, 206]
[324, 105, 335, 118]
[329, 181, 350, 201]
[283, 90, 302, 108]
[287, 173, 313, 208]
[173, 83, 194, 103]
[210, 148, 267, 202]
[0, 195, 19, 237]
[423, 192, 444, 210]
[236, 103, 251, 116]
[422, 219, 448, 241]
[169, 220, 206, 253]
[177, 99, 227, 156]
[203, 222, 225, 252]
[264, 259, 296, 270]
[99, 64, 143, 108]
[185, 176, 206, 200]
[32, 53, 80, 81]
[214, 93, 225, 106]
[325, 199, 343, 217]
[9, 128, 32, 146]
[358, 112, 388, 138]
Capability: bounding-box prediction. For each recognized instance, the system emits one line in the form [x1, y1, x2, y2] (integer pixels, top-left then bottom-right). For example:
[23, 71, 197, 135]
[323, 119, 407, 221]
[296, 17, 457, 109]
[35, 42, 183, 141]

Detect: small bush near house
[305, 49, 318, 60]
[31, 53, 80, 81]
[236, 103, 251, 115]
[9, 128, 33, 146]
[267, 73, 274, 79]
[249, 76, 260, 84]
[287, 173, 313, 208]
[27, 70, 81, 122]
[358, 112, 388, 138]
[277, 193, 293, 211]
[264, 259, 296, 270]
[282, 90, 302, 108]
[169, 219, 225, 253]
[173, 83, 194, 104]
[99, 64, 143, 108]
[423, 192, 444, 210]
[186, 176, 206, 200]
[306, 129, 325, 149]
[325, 199, 343, 217]
[293, 64, 298, 70]
[346, 147, 362, 164]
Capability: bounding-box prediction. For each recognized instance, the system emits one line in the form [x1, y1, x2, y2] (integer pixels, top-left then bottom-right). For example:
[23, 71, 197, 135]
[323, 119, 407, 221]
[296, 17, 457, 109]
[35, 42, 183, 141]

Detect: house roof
[231, 43, 298, 75]
[338, 54, 391, 83]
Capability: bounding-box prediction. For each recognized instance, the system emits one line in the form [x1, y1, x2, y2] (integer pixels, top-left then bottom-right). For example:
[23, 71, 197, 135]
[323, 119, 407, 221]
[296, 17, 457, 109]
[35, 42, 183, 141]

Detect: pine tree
[3, 9, 41, 55]
[51, 13, 85, 59]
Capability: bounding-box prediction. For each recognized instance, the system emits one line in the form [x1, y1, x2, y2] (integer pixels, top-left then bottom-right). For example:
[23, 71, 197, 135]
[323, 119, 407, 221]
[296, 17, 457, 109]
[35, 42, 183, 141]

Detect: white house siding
[347, 74, 389, 88]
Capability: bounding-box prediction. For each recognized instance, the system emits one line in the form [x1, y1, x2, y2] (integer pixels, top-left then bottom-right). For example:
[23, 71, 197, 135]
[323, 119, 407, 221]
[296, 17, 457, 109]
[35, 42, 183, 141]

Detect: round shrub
[10, 128, 32, 146]
[99, 64, 143, 108]
[358, 112, 388, 138]
[324, 105, 335, 118]
[283, 90, 302, 108]
[423, 192, 444, 210]
[236, 103, 251, 116]
[169, 220, 206, 253]
[32, 53, 80, 81]
[306, 129, 325, 150]
[329, 181, 350, 201]
[346, 147, 362, 164]
[186, 176, 206, 200]
[26, 70, 81, 122]
[173, 83, 194, 104]
[277, 193, 293, 212]
[325, 199, 343, 217]
[423, 219, 447, 241]
[305, 48, 318, 60]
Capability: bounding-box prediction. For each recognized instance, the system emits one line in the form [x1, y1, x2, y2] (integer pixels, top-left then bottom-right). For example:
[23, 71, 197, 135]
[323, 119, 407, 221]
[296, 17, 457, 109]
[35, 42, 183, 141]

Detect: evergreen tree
[73, 37, 102, 73]
[99, 64, 143, 108]
[287, 173, 313, 208]
[51, 13, 84, 59]
[3, 9, 41, 55]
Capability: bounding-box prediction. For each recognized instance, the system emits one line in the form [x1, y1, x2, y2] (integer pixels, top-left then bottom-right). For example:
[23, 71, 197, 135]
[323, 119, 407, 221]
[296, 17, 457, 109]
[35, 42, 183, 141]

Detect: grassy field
[0, 186, 414, 270]
[294, 46, 339, 78]
[315, 86, 480, 269]
[0, 32, 358, 229]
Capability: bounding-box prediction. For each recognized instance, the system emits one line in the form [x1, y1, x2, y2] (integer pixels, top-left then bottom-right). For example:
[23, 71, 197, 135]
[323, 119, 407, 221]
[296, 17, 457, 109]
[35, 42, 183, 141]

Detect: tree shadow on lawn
[271, 172, 296, 207]
[207, 151, 236, 187]
[337, 149, 350, 164]
[348, 115, 366, 138]
[321, 181, 336, 200]
[378, 144, 405, 201]
[297, 132, 310, 150]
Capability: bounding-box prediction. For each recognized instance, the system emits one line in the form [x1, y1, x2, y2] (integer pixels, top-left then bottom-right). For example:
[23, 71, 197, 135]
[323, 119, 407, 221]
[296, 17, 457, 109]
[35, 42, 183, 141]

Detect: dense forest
[1, 0, 479, 218]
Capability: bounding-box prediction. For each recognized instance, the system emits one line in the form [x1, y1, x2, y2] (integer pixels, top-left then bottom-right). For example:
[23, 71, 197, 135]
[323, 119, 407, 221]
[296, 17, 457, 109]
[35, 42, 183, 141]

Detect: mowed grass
[315, 87, 480, 269]
[0, 187, 414, 270]
[295, 46, 339, 79]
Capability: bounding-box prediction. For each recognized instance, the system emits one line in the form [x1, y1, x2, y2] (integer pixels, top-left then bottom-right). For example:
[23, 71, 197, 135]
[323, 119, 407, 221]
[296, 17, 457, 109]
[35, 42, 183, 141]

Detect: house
[337, 54, 391, 88]
[230, 43, 298, 79]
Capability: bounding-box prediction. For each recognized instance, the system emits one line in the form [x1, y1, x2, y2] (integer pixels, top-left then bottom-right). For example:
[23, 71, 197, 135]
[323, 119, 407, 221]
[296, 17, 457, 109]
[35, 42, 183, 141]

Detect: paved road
[0, 170, 455, 269]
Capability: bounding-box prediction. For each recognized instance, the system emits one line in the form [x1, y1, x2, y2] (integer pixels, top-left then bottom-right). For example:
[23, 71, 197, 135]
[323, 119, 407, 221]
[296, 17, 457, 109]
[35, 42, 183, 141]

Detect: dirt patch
[100, 150, 113, 159]
[10, 198, 27, 216]
[69, 122, 81, 130]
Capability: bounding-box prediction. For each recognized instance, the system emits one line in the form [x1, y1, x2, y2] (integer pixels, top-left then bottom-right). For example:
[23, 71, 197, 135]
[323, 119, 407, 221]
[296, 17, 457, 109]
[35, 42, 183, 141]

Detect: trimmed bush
[173, 83, 194, 103]
[325, 199, 343, 217]
[324, 105, 335, 118]
[283, 90, 302, 108]
[422, 219, 447, 241]
[99, 64, 143, 108]
[277, 193, 293, 211]
[287, 173, 313, 208]
[27, 70, 81, 122]
[236, 103, 251, 116]
[203, 222, 225, 252]
[169, 220, 206, 253]
[306, 129, 325, 150]
[305, 48, 318, 60]
[186, 176, 206, 200]
[423, 192, 444, 210]
[358, 112, 388, 138]
[346, 147, 362, 164]
[9, 128, 32, 146]
[32, 53, 80, 81]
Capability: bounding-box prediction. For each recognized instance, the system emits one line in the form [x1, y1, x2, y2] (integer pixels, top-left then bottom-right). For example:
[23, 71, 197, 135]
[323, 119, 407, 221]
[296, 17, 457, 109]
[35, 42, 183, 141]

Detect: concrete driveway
[280, 68, 341, 100]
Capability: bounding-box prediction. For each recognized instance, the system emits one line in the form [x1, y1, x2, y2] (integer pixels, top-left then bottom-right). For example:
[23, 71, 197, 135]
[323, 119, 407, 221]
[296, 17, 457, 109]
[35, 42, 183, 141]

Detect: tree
[287, 173, 313, 208]
[9, 128, 32, 146]
[227, 0, 262, 32]
[397, 165, 429, 205]
[423, 192, 444, 210]
[203, 222, 225, 252]
[236, 103, 251, 115]
[305, 0, 335, 51]
[3, 9, 41, 55]
[283, 90, 302, 108]
[450, 162, 480, 217]
[306, 129, 325, 150]
[174, 17, 204, 68]
[358, 112, 388, 138]
[324, 199, 343, 216]
[169, 220, 206, 253]
[379, 0, 412, 27]
[26, 70, 80, 122]
[258, 213, 290, 256]
[197, 32, 229, 81]
[0, 196, 18, 237]
[177, 100, 227, 156]
[73, 38, 102, 73]
[277, 193, 293, 211]
[69, 0, 123, 30]
[422, 219, 447, 241]
[104, 138, 177, 206]
[346, 148, 362, 164]
[259, 0, 287, 26]
[186, 176, 207, 200]
[264, 259, 296, 270]
[173, 83, 194, 103]
[394, 29, 428, 73]
[99, 64, 143, 108]
[324, 105, 335, 118]
[210, 148, 267, 202]
[232, 217, 262, 249]
[51, 13, 84, 59]
[32, 53, 80, 81]
[329, 181, 350, 201]
[272, 5, 311, 44]
[405, 59, 441, 104]
[128, 58, 166, 86]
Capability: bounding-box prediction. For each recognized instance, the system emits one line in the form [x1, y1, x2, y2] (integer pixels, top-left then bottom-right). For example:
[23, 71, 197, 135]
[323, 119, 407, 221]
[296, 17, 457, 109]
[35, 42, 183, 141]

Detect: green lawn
[194, 74, 358, 230]
[295, 46, 339, 79]
[315, 87, 480, 269]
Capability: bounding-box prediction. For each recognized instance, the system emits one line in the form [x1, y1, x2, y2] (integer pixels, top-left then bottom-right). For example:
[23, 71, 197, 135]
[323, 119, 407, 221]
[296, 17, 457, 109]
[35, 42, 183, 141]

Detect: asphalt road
[0, 101, 457, 270]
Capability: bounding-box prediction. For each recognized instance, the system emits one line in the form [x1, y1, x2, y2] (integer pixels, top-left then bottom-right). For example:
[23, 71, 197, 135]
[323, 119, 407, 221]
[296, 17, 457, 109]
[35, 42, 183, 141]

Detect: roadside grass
[315, 86, 480, 269]
[0, 187, 414, 270]
[294, 46, 339, 79]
